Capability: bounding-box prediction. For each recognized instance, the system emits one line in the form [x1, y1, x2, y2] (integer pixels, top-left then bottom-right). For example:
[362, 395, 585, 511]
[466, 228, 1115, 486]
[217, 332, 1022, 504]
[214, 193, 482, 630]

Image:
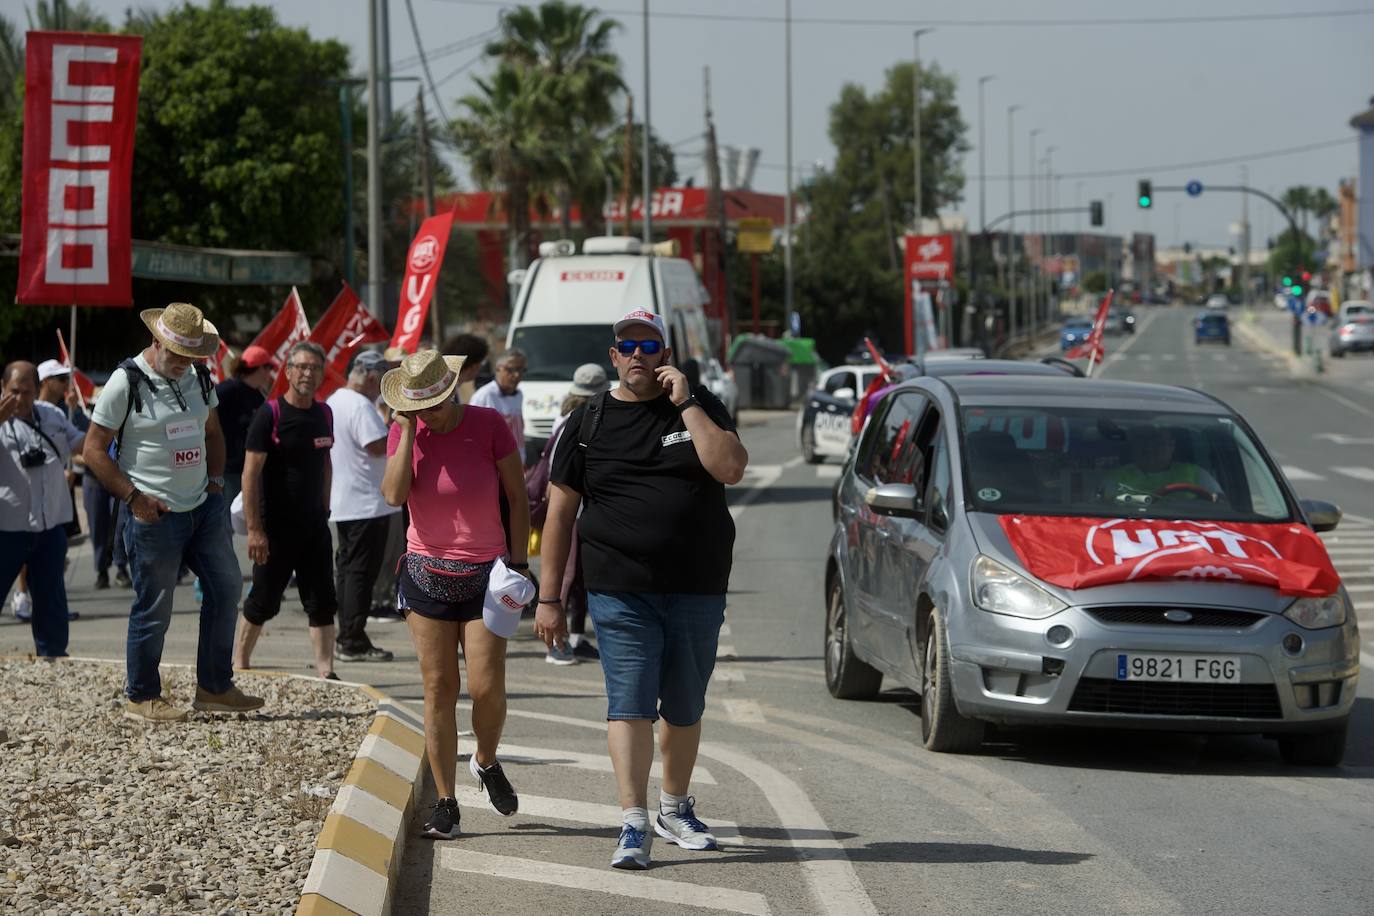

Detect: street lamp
[1007, 104, 1020, 337]
[1044, 145, 1056, 318]
[784, 0, 794, 322]
[1028, 127, 1041, 334]
[978, 75, 995, 231]
[912, 28, 933, 229]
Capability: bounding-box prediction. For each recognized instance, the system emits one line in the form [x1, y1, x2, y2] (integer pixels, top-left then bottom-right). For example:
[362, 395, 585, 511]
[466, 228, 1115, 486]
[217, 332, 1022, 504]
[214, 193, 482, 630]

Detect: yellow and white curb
[297, 688, 427, 916]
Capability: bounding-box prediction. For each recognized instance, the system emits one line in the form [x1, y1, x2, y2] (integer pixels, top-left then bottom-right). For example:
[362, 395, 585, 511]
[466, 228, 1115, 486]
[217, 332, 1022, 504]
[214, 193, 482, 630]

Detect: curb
[1233, 314, 1311, 377]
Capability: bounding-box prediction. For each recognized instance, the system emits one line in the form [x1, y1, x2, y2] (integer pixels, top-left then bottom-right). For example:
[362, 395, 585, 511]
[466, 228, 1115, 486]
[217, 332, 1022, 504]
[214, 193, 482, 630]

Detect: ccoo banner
[389, 209, 456, 355]
[18, 31, 142, 306]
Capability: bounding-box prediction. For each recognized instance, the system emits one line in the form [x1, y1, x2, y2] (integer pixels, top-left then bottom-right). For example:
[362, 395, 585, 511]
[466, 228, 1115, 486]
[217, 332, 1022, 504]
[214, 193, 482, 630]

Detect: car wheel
[801, 425, 824, 464]
[919, 612, 985, 753]
[1277, 725, 1347, 766]
[1331, 347, 1345, 358]
[824, 578, 882, 699]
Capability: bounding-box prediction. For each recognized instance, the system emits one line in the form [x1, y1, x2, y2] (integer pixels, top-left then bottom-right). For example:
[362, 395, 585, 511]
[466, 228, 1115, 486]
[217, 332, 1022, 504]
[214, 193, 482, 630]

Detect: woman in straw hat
[380, 349, 531, 840]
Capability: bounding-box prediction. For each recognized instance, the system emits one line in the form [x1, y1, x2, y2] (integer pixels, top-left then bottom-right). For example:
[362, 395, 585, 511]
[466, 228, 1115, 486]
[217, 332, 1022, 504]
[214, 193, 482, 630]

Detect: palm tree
[1308, 187, 1337, 243]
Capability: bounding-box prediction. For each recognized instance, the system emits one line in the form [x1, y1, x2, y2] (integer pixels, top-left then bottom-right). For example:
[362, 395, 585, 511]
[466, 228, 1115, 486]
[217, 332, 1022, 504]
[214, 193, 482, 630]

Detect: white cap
[613, 309, 667, 341]
[482, 558, 535, 638]
[37, 359, 71, 382]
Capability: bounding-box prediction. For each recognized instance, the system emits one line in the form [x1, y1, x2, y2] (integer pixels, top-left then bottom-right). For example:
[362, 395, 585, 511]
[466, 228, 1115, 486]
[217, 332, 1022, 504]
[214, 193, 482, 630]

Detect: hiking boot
[655, 797, 718, 850]
[192, 685, 265, 714]
[114, 568, 132, 588]
[545, 641, 577, 666]
[334, 645, 394, 662]
[611, 823, 652, 869]
[423, 797, 460, 839]
[469, 757, 518, 815]
[95, 571, 110, 590]
[125, 697, 189, 723]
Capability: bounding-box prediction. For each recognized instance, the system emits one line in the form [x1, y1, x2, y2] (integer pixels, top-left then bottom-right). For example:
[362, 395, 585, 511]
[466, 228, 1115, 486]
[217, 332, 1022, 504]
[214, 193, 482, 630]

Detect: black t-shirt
[245, 398, 332, 527]
[550, 387, 737, 595]
[215, 378, 265, 474]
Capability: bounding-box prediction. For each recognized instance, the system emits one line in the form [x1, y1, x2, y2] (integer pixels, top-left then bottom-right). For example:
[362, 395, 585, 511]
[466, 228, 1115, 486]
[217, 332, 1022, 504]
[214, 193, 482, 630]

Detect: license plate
[1115, 653, 1241, 683]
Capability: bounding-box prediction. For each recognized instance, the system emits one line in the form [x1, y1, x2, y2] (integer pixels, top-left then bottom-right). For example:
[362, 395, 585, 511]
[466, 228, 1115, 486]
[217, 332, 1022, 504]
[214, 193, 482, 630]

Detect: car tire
[824, 578, 882, 699]
[1277, 725, 1347, 767]
[919, 611, 985, 753]
[801, 425, 824, 464]
[1331, 347, 1345, 359]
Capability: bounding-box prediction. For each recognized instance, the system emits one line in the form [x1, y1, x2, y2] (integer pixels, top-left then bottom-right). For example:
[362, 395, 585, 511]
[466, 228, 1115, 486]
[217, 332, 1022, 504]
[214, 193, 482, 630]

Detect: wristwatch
[677, 395, 699, 413]
[208, 475, 225, 488]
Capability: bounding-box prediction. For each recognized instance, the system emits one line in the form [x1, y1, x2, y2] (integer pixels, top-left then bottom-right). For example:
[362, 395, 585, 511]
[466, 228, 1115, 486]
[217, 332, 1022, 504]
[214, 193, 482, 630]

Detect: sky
[68, 0, 1374, 250]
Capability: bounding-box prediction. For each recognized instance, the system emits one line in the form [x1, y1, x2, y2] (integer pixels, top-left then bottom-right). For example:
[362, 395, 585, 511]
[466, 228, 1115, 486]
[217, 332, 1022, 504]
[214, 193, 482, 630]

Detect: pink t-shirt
[386, 405, 518, 561]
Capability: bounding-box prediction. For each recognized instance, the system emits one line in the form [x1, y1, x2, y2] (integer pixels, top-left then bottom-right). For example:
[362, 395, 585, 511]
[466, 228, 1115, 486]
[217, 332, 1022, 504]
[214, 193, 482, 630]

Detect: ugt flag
[390, 209, 456, 354]
[310, 283, 390, 398]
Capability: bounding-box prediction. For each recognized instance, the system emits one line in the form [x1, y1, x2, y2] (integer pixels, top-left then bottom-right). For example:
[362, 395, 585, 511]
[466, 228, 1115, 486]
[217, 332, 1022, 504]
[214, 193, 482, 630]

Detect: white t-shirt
[326, 387, 399, 522]
[0, 401, 83, 533]
[90, 352, 218, 513]
[468, 380, 525, 464]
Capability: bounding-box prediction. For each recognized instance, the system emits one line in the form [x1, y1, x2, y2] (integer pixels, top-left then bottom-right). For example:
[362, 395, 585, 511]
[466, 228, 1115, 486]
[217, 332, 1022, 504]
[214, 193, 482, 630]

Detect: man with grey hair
[233, 340, 340, 678]
[469, 347, 528, 464]
[326, 349, 397, 664]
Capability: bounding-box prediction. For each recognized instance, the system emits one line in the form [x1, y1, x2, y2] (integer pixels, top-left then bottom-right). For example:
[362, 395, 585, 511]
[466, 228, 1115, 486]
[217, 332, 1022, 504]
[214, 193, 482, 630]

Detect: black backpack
[110, 359, 214, 458]
[524, 391, 609, 527]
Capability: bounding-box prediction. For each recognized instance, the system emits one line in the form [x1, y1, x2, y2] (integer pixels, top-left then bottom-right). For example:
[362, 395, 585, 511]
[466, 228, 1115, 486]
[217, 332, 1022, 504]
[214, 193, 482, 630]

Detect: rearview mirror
[1299, 498, 1342, 533]
[864, 483, 921, 518]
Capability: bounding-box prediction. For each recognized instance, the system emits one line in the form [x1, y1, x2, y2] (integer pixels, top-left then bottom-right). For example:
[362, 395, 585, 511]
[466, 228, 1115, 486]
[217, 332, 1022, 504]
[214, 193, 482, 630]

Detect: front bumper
[946, 604, 1359, 733]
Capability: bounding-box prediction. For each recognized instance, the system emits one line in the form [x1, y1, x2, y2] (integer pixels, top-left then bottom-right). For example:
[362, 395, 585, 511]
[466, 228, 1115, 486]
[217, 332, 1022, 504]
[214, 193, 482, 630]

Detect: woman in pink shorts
[381, 349, 531, 840]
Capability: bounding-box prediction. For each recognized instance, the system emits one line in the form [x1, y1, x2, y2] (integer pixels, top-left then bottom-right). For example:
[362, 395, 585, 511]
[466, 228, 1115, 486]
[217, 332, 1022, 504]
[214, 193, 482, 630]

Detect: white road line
[452, 786, 742, 843]
[717, 644, 738, 659]
[1315, 385, 1374, 420]
[815, 465, 841, 480]
[1344, 584, 1374, 593]
[721, 699, 768, 724]
[1362, 650, 1374, 671]
[1282, 466, 1325, 481]
[713, 667, 745, 683]
[720, 623, 733, 637]
[730, 464, 783, 520]
[1333, 466, 1374, 481]
[490, 743, 718, 786]
[1160, 353, 1176, 361]
[438, 849, 772, 916]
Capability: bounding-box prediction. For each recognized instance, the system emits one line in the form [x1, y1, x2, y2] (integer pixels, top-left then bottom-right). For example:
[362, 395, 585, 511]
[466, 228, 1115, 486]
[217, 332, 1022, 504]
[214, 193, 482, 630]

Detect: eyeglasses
[496, 364, 527, 375]
[288, 363, 324, 373]
[616, 339, 663, 356]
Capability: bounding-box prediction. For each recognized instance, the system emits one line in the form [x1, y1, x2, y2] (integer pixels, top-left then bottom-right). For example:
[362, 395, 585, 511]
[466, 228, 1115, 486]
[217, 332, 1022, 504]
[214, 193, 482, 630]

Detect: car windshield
[509, 324, 614, 381]
[1064, 319, 1092, 329]
[959, 405, 1292, 522]
[1198, 313, 1227, 324]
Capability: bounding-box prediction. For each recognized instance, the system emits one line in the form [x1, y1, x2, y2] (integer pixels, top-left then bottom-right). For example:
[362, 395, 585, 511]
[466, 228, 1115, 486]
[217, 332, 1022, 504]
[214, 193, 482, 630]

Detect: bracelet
[123, 487, 140, 506]
[537, 597, 562, 605]
[508, 562, 529, 570]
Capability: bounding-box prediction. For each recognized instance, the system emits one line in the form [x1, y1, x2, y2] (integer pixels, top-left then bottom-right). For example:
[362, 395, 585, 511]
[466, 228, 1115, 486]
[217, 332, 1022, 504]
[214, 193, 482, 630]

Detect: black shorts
[243, 520, 336, 628]
[396, 562, 486, 623]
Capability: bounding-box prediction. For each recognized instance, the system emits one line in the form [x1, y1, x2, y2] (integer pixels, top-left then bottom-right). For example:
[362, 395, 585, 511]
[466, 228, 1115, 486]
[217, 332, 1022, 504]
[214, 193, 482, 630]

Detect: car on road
[1329, 301, 1374, 358]
[1060, 317, 1095, 351]
[1105, 308, 1136, 335]
[1194, 311, 1231, 345]
[824, 375, 1358, 764]
[1205, 294, 1232, 309]
[701, 356, 740, 421]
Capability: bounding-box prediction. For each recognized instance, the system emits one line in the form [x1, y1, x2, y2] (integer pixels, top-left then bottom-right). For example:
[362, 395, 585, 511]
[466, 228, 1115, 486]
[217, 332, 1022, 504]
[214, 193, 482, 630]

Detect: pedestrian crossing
[1319, 513, 1374, 598]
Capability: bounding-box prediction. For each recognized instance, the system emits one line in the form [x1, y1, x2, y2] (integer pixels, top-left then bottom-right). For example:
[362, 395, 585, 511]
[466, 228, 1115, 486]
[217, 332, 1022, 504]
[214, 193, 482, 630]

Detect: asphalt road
[6, 311, 1372, 915]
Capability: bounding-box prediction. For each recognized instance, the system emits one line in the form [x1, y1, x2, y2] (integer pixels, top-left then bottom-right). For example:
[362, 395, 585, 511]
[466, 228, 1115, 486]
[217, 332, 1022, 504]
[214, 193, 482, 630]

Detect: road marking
[453, 785, 742, 843]
[438, 849, 772, 916]
[816, 465, 841, 480]
[717, 644, 738, 659]
[721, 699, 767, 724]
[1332, 466, 1374, 481]
[713, 667, 745, 682]
[731, 463, 783, 520]
[489, 743, 718, 786]
[720, 623, 733, 637]
[1160, 353, 1176, 361]
[1315, 388, 1374, 421]
[1282, 465, 1325, 481]
[1345, 584, 1374, 593]
[1362, 650, 1374, 671]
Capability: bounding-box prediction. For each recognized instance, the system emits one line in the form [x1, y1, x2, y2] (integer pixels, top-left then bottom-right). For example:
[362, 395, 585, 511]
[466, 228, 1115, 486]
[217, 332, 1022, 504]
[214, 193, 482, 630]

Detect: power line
[433, 50, 488, 91]
[391, 27, 498, 72]
[402, 0, 454, 127]
[435, 0, 1374, 29]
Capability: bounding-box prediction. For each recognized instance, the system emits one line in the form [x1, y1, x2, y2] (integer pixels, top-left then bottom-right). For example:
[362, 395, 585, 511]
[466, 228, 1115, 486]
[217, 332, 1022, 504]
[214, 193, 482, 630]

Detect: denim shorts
[587, 591, 727, 726]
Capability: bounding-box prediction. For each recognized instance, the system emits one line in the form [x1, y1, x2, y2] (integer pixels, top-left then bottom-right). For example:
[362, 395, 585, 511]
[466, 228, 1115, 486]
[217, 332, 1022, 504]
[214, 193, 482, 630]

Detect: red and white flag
[55, 329, 95, 402]
[999, 515, 1341, 598]
[206, 340, 234, 385]
[389, 209, 456, 355]
[1064, 289, 1114, 367]
[250, 287, 311, 399]
[310, 282, 390, 398]
[18, 32, 142, 306]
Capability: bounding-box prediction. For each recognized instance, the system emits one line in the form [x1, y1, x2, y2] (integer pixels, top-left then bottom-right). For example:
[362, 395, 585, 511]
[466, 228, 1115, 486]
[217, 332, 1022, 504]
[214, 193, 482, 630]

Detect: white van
[505, 236, 722, 449]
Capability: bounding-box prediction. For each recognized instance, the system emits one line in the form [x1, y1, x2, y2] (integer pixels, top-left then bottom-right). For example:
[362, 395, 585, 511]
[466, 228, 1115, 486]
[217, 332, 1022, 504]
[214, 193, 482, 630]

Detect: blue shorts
[587, 591, 727, 726]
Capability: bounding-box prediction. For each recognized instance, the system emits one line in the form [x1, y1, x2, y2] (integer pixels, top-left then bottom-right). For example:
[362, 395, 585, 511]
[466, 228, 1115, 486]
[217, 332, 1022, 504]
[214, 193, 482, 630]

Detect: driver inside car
[1101, 425, 1223, 505]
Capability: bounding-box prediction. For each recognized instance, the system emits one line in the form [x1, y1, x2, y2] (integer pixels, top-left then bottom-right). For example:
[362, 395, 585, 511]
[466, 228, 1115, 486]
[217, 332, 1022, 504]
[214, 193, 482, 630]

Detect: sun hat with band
[380, 348, 468, 412]
[139, 302, 221, 359]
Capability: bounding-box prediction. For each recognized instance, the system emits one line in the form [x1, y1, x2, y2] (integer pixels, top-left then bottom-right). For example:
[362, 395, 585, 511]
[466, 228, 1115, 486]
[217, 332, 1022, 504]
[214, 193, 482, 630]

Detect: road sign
[736, 217, 775, 254]
[1186, 181, 1203, 197]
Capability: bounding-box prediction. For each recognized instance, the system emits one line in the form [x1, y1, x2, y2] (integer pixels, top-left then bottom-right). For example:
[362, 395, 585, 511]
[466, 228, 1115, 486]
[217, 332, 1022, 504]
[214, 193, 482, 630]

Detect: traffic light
[1282, 275, 1292, 287]
[1089, 200, 1103, 226]
[1137, 179, 1152, 208]
[1292, 283, 1304, 296]
[1301, 271, 1312, 282]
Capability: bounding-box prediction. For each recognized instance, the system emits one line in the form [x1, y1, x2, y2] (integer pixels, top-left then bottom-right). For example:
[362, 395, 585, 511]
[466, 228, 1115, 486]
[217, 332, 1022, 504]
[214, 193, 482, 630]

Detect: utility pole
[417, 87, 441, 347]
[1028, 128, 1040, 335]
[1240, 164, 1251, 306]
[641, 0, 653, 245]
[703, 67, 734, 352]
[911, 28, 933, 229]
[366, 0, 384, 320]
[978, 75, 994, 231]
[784, 0, 794, 322]
[623, 93, 633, 237]
[378, 0, 392, 127]
[1007, 104, 1019, 339]
[338, 83, 356, 291]
[1044, 146, 1056, 320]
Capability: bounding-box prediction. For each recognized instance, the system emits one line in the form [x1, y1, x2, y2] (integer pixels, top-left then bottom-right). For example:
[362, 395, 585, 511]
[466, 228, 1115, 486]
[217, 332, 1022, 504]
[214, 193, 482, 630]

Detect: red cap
[239, 345, 275, 370]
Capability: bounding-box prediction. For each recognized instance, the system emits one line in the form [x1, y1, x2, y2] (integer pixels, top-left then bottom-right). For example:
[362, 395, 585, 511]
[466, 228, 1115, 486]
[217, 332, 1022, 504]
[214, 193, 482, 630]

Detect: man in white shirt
[1, 361, 84, 656]
[327, 350, 400, 662]
[469, 347, 527, 464]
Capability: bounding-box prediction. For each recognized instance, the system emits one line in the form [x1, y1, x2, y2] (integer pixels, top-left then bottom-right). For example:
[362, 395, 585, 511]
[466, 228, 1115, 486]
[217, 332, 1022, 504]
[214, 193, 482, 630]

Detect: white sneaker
[654, 797, 717, 850]
[11, 591, 32, 623]
[545, 641, 577, 666]
[611, 822, 652, 869]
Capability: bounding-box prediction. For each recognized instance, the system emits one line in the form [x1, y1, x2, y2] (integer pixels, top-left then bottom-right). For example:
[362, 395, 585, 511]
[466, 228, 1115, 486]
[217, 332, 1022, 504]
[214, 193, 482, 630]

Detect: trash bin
[729, 336, 792, 409]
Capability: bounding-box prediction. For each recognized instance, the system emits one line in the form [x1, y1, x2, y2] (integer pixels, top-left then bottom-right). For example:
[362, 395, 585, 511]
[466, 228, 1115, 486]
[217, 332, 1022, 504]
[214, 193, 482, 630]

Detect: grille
[1069, 678, 1282, 719]
[528, 418, 555, 437]
[1085, 606, 1266, 628]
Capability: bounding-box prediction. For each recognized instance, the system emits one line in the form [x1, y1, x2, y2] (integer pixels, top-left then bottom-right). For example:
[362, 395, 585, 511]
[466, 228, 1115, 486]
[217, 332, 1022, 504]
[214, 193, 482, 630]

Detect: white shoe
[545, 641, 577, 666]
[654, 797, 718, 850]
[611, 822, 652, 869]
[11, 591, 32, 623]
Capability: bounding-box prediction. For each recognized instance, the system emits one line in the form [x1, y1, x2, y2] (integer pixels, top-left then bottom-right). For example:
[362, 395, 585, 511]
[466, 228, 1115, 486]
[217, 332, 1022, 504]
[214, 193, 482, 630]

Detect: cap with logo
[37, 359, 71, 382]
[613, 309, 667, 341]
[482, 558, 536, 638]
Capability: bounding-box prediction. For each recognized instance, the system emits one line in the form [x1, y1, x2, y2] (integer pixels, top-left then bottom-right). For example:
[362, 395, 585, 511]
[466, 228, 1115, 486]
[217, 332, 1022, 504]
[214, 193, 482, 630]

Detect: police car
[798, 364, 888, 464]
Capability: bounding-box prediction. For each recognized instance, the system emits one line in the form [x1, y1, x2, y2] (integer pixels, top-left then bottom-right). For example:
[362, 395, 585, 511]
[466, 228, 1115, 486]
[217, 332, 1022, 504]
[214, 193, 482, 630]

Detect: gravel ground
[0, 658, 376, 914]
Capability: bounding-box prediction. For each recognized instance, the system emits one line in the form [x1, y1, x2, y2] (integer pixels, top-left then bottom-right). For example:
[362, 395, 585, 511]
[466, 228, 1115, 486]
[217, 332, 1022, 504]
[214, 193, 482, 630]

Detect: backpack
[525, 390, 608, 528]
[266, 396, 334, 447]
[111, 359, 213, 459]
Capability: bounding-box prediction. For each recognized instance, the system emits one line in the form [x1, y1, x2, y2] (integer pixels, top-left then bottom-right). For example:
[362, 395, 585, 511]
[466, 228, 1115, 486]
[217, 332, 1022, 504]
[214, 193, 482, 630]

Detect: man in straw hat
[380, 349, 531, 840]
[84, 302, 263, 723]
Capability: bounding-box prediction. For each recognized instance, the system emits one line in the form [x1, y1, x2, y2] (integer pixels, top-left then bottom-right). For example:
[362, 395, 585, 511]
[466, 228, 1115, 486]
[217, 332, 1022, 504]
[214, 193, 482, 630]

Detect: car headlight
[971, 555, 1067, 619]
[1283, 594, 1348, 629]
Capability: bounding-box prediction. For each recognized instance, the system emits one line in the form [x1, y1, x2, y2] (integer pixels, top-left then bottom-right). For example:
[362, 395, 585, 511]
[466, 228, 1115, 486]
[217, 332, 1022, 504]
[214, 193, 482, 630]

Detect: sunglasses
[616, 339, 663, 356]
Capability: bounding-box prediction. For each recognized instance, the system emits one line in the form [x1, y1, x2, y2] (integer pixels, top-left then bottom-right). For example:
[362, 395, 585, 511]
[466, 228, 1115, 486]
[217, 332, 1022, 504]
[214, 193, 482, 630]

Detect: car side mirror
[1299, 498, 1342, 533]
[833, 386, 856, 402]
[864, 483, 921, 518]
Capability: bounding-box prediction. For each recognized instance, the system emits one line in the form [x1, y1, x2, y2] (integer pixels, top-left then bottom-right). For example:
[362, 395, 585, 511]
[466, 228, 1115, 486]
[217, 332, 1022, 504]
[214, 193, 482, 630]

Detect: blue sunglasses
[616, 339, 663, 356]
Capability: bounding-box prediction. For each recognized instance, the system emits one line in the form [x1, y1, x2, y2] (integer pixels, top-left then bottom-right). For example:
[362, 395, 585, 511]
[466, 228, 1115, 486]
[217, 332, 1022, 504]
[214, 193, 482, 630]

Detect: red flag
[55, 329, 95, 401]
[18, 32, 142, 306]
[309, 283, 390, 398]
[249, 287, 311, 399]
[1065, 289, 1114, 363]
[390, 209, 456, 354]
[998, 515, 1341, 598]
[206, 340, 234, 385]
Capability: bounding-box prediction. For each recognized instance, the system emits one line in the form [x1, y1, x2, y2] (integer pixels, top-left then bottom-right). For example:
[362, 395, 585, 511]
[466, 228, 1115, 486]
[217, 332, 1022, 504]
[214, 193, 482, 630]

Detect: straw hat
[380, 349, 467, 412]
[139, 302, 221, 359]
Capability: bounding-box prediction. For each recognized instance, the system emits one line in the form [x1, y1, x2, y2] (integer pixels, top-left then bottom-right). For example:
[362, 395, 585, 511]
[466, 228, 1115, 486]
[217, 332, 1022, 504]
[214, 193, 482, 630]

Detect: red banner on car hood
[998, 515, 1341, 597]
